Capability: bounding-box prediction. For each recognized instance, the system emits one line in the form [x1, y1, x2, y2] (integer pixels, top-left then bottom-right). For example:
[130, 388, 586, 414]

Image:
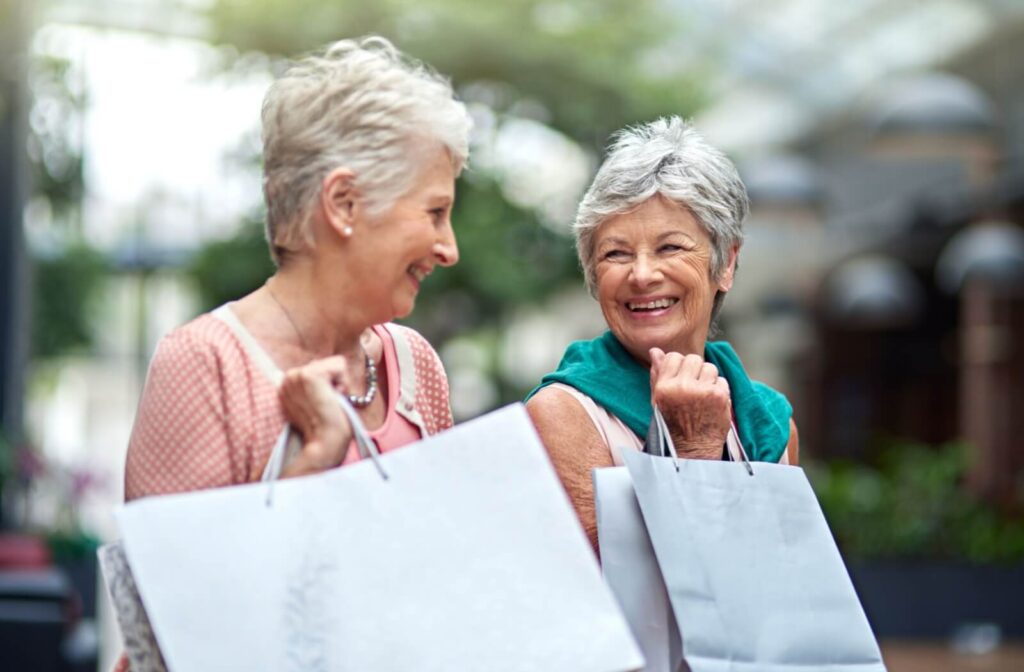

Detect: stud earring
[342, 226, 353, 237]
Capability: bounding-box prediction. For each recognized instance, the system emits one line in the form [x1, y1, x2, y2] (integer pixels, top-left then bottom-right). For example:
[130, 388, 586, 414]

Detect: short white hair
[261, 36, 472, 265]
[574, 116, 748, 321]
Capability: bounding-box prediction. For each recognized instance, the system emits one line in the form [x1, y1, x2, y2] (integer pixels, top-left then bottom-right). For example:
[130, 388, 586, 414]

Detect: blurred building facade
[724, 16, 1024, 509]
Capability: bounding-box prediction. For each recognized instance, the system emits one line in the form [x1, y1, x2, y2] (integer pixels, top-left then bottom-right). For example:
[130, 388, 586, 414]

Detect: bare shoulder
[527, 385, 588, 424]
[527, 386, 604, 453]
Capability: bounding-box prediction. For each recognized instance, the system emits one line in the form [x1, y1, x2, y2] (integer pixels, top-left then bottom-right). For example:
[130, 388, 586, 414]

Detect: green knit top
[527, 331, 791, 462]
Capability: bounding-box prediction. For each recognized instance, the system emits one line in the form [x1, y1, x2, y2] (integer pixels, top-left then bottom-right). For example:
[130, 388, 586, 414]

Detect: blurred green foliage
[30, 244, 109, 359]
[46, 529, 102, 562]
[187, 215, 276, 309]
[405, 174, 580, 341]
[808, 442, 1024, 564]
[207, 0, 705, 146]
[27, 49, 99, 361]
[27, 54, 86, 222]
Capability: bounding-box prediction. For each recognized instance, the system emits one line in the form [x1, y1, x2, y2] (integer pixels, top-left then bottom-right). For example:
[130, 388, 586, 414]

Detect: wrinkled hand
[278, 356, 355, 476]
[649, 347, 731, 460]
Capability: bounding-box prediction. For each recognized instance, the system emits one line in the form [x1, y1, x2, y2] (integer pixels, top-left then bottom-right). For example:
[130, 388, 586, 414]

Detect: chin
[620, 328, 698, 359]
[392, 299, 416, 320]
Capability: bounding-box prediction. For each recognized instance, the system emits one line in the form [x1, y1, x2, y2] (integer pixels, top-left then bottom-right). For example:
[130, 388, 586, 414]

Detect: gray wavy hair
[261, 36, 472, 265]
[574, 116, 748, 322]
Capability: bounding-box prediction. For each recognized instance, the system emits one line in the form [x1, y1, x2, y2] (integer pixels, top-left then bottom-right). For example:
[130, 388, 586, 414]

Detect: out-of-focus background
[1, 0, 1023, 670]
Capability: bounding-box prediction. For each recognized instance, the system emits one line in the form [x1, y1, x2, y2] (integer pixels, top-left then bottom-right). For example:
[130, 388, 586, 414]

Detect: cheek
[595, 265, 622, 299]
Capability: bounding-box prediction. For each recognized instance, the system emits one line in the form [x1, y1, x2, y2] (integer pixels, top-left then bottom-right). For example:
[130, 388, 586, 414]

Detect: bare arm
[527, 386, 614, 554]
[785, 418, 800, 466]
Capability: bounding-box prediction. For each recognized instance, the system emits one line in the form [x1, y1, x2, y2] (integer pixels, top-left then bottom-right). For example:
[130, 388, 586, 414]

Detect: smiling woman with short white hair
[527, 117, 799, 552]
[124, 36, 472, 503]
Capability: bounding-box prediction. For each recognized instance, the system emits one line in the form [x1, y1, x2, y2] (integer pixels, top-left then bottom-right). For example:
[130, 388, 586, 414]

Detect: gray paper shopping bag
[621, 411, 885, 672]
[594, 466, 685, 672]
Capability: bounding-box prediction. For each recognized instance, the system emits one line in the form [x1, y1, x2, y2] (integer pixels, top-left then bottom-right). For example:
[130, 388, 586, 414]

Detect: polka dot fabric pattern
[393, 324, 454, 435]
[124, 315, 284, 501]
[124, 314, 453, 502]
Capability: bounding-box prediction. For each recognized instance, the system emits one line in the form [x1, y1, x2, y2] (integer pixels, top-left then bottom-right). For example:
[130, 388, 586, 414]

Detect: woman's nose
[434, 222, 459, 267]
[629, 252, 661, 286]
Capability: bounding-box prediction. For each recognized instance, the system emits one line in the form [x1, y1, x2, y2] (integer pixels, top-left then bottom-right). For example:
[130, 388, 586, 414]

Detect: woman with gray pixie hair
[527, 116, 799, 552]
[124, 36, 471, 514]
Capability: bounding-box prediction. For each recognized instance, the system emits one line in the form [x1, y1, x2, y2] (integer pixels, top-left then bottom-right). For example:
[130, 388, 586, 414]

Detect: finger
[302, 356, 351, 381]
[649, 347, 666, 384]
[279, 378, 318, 433]
[649, 347, 665, 373]
[698, 362, 719, 383]
[679, 354, 704, 380]
[713, 376, 731, 402]
[280, 374, 336, 430]
[657, 351, 685, 380]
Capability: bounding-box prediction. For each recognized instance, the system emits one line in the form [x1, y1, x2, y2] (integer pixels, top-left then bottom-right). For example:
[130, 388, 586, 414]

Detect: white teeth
[410, 267, 429, 282]
[628, 298, 677, 311]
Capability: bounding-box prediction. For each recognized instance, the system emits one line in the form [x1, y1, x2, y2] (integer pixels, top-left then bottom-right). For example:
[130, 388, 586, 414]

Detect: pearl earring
[342, 226, 353, 237]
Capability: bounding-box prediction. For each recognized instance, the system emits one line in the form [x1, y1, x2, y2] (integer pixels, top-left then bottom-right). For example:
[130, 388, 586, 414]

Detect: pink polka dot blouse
[124, 307, 453, 501]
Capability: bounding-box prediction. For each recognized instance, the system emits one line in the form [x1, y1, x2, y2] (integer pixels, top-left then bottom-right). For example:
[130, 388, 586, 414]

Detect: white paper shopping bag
[594, 466, 684, 672]
[621, 411, 885, 672]
[117, 404, 643, 672]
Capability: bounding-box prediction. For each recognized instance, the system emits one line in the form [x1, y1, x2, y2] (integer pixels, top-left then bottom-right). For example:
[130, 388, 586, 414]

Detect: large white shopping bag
[620, 408, 885, 672]
[594, 467, 684, 672]
[115, 403, 643, 672]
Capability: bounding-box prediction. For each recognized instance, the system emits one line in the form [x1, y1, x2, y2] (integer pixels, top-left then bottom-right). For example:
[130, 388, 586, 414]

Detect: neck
[617, 333, 709, 369]
[267, 258, 372, 359]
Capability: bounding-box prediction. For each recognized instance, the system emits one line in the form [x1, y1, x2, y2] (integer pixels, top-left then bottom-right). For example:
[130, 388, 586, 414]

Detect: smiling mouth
[627, 298, 678, 312]
[408, 266, 431, 284]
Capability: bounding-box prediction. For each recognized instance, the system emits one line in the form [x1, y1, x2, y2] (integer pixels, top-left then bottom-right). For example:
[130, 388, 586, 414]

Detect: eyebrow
[596, 236, 630, 248]
[596, 231, 695, 248]
[657, 231, 696, 242]
[427, 194, 454, 207]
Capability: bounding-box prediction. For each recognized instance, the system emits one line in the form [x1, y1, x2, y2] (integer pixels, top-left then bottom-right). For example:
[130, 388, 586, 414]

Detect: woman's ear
[319, 167, 359, 238]
[717, 244, 740, 292]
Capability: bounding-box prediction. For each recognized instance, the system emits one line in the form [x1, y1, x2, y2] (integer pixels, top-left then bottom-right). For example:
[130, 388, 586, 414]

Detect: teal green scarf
[527, 331, 791, 463]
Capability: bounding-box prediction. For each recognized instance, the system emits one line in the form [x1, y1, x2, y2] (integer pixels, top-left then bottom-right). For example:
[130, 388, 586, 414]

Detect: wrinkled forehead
[592, 196, 707, 247]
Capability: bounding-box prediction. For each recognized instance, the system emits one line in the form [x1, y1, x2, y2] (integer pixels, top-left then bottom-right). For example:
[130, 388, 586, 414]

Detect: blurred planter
[47, 531, 100, 620]
[809, 441, 1024, 640]
[849, 561, 1024, 640]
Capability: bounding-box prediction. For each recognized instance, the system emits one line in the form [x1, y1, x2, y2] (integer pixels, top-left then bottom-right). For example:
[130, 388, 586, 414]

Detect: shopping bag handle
[651, 405, 754, 476]
[263, 391, 388, 504]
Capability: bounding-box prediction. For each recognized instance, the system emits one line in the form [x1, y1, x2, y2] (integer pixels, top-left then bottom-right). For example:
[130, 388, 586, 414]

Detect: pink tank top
[341, 325, 421, 462]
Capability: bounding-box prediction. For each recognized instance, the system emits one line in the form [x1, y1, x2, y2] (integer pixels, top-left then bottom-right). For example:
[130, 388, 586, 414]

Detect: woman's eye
[603, 249, 628, 260]
[659, 244, 683, 253]
[429, 208, 446, 222]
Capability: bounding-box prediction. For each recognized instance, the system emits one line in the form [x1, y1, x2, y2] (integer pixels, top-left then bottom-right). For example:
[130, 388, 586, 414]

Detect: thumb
[649, 347, 665, 378]
[649, 348, 666, 397]
[649, 347, 665, 407]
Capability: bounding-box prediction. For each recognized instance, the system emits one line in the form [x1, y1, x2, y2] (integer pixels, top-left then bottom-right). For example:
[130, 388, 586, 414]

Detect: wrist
[281, 437, 346, 478]
[669, 435, 723, 460]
